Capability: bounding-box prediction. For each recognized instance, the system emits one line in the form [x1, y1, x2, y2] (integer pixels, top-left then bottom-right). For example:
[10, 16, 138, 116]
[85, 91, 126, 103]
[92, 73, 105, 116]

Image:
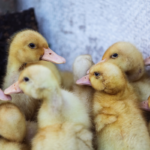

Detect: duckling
[5, 64, 93, 150]
[3, 60, 61, 144]
[60, 71, 74, 90]
[0, 103, 28, 150]
[73, 55, 94, 114]
[25, 60, 62, 86]
[101, 42, 150, 102]
[0, 139, 27, 150]
[77, 62, 150, 150]
[1, 29, 66, 120]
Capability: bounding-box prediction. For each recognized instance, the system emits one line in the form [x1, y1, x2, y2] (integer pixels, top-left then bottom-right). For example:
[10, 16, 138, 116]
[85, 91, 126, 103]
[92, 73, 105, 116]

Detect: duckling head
[73, 55, 94, 82]
[9, 29, 66, 65]
[5, 65, 59, 100]
[77, 62, 126, 94]
[102, 42, 144, 81]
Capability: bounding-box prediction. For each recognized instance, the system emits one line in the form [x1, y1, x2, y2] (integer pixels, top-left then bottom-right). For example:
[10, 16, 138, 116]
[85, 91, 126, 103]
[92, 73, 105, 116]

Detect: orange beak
[41, 48, 66, 64]
[4, 81, 23, 95]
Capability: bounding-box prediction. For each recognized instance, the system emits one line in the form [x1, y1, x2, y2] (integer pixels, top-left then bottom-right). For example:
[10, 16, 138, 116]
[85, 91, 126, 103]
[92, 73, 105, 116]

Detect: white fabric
[17, 0, 150, 70]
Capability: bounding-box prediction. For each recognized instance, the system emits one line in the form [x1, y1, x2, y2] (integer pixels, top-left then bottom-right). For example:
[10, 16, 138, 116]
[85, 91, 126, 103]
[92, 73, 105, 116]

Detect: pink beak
[4, 81, 23, 95]
[0, 89, 12, 101]
[141, 100, 150, 111]
[144, 57, 150, 66]
[87, 70, 90, 74]
[76, 75, 92, 86]
[41, 48, 66, 64]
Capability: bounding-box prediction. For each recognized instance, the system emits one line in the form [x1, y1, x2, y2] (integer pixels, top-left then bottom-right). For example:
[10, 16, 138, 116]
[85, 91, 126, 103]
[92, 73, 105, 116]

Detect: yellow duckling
[101, 42, 150, 102]
[0, 139, 27, 150]
[0, 103, 28, 150]
[1, 29, 65, 120]
[77, 62, 150, 150]
[2, 60, 63, 145]
[5, 64, 93, 150]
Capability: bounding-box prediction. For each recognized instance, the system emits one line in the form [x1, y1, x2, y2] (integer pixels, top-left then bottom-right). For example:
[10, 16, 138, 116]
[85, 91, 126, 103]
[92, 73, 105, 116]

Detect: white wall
[17, 0, 150, 70]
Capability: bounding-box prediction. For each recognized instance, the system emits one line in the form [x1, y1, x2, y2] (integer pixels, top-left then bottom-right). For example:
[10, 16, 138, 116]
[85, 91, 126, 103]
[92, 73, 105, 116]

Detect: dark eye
[28, 43, 36, 49]
[94, 72, 100, 77]
[24, 77, 29, 82]
[111, 53, 118, 58]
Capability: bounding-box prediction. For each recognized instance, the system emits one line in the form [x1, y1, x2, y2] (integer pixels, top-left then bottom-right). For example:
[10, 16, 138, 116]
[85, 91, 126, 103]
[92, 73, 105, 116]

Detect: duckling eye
[94, 72, 100, 77]
[28, 43, 36, 49]
[24, 77, 29, 82]
[111, 53, 118, 58]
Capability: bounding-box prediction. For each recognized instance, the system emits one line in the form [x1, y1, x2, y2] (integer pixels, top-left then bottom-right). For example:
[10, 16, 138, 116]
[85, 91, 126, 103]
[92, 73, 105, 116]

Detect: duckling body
[33, 89, 93, 150]
[77, 62, 150, 150]
[2, 29, 65, 120]
[101, 42, 150, 102]
[73, 55, 94, 114]
[7, 65, 93, 150]
[0, 103, 28, 150]
[0, 139, 28, 150]
[131, 73, 150, 102]
[94, 88, 150, 150]
[24, 121, 38, 146]
[60, 71, 74, 90]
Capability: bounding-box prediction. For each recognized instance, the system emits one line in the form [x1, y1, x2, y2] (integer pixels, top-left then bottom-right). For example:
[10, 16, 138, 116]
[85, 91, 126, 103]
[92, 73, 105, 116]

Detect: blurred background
[0, 0, 150, 71]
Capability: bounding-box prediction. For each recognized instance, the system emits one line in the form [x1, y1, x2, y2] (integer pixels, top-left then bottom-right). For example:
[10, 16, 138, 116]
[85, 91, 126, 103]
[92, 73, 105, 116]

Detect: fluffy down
[78, 61, 150, 150]
[9, 64, 93, 150]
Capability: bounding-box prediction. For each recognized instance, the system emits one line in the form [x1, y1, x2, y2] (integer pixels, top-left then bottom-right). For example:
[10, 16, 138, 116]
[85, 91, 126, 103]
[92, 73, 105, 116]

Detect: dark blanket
[0, 8, 38, 88]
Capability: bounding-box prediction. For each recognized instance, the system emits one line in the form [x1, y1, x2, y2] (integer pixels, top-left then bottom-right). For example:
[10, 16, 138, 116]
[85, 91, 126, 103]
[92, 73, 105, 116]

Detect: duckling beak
[41, 48, 66, 64]
[87, 70, 90, 74]
[0, 89, 12, 101]
[141, 96, 150, 111]
[141, 100, 150, 111]
[144, 57, 150, 66]
[76, 75, 91, 86]
[4, 81, 23, 95]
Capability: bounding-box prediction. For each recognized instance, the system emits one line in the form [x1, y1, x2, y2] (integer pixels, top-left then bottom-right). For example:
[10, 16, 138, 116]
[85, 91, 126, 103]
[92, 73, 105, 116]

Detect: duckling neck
[2, 57, 24, 89]
[38, 89, 63, 128]
[96, 83, 136, 103]
[126, 65, 144, 82]
[7, 55, 24, 72]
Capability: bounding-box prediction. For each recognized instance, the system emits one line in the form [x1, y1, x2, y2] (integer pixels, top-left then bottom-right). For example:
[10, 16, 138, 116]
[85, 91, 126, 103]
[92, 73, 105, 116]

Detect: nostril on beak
[49, 53, 52, 55]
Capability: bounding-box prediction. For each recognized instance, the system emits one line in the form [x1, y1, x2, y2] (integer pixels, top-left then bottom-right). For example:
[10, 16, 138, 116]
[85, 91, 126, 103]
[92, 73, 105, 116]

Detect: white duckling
[0, 103, 28, 150]
[5, 64, 93, 150]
